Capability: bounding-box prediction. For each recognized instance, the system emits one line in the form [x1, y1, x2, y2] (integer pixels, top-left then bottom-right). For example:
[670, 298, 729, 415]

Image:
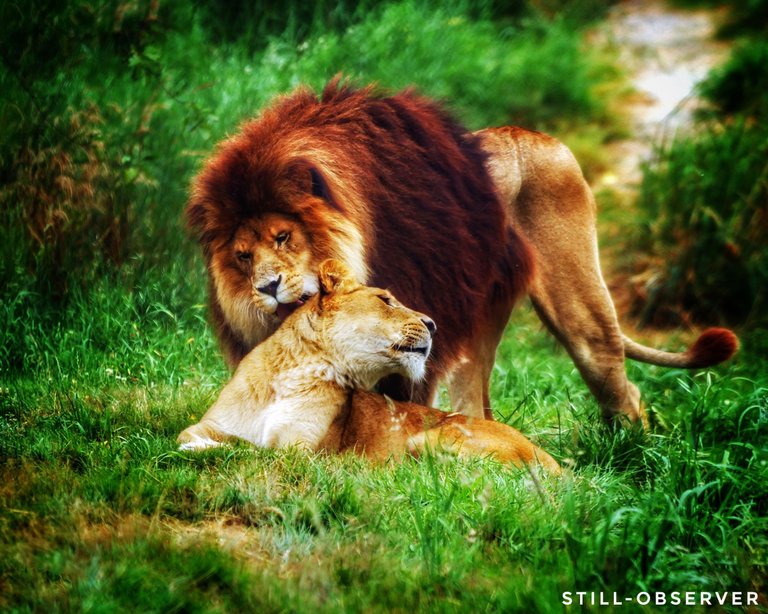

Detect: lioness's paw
[178, 436, 223, 452]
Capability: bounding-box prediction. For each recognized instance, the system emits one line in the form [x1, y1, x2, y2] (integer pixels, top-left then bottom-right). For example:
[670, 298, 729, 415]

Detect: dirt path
[588, 0, 731, 327]
[594, 0, 730, 192]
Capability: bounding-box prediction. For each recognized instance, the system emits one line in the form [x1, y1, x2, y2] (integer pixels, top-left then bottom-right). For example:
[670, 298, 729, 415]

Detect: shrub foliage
[629, 6, 768, 328]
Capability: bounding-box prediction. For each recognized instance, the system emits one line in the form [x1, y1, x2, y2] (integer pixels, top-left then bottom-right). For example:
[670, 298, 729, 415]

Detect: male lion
[178, 259, 560, 474]
[187, 79, 737, 426]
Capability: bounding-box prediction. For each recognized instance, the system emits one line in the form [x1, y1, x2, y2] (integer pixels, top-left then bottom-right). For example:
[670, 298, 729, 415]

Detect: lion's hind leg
[514, 142, 645, 426]
[480, 127, 647, 426]
[529, 281, 646, 427]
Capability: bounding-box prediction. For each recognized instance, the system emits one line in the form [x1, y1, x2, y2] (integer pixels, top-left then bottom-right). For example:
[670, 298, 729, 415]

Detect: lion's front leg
[444, 307, 511, 420]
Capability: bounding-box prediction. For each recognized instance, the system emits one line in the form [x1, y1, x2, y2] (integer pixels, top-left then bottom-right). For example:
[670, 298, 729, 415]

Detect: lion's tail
[623, 327, 738, 368]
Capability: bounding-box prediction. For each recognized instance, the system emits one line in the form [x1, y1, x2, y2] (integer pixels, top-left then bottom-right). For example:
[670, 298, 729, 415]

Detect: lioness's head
[310, 259, 436, 388]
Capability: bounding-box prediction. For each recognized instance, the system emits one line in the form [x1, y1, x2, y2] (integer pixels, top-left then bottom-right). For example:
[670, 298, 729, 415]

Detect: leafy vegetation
[698, 39, 768, 120]
[628, 3, 768, 328]
[2, 1, 766, 612]
[629, 120, 768, 327]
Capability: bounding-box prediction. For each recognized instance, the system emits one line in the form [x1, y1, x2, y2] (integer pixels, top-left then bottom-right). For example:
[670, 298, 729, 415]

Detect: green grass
[2, 295, 767, 612]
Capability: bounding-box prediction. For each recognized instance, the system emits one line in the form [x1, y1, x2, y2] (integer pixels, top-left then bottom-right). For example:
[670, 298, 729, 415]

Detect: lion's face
[210, 212, 321, 346]
[314, 260, 436, 387]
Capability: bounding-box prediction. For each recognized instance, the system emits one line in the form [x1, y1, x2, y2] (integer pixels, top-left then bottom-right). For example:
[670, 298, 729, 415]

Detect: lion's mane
[187, 79, 533, 401]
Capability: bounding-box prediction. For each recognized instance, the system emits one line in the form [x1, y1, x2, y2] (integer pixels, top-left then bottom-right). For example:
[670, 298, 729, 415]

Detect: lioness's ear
[318, 259, 358, 295]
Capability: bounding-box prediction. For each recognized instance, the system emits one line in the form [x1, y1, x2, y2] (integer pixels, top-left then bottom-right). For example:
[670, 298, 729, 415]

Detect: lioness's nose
[421, 317, 436, 337]
[257, 275, 282, 298]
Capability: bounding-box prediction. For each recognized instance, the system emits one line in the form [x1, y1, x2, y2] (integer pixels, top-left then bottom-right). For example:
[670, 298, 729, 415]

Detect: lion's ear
[310, 167, 332, 202]
[286, 160, 345, 212]
[305, 164, 345, 212]
[318, 259, 358, 295]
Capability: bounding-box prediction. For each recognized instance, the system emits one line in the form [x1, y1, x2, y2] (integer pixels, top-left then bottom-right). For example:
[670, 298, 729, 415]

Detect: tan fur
[442, 126, 737, 426]
[437, 126, 649, 424]
[322, 392, 560, 474]
[178, 260, 559, 474]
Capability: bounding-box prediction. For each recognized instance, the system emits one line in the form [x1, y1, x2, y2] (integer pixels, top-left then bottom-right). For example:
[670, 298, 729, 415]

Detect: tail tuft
[687, 327, 739, 368]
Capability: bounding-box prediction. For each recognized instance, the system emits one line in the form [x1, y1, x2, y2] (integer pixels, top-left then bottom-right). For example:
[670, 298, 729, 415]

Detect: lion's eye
[236, 251, 252, 263]
[275, 232, 290, 247]
[378, 295, 392, 306]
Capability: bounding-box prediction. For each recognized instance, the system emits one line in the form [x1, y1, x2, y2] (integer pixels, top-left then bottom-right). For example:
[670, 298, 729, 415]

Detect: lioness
[178, 260, 560, 474]
[188, 79, 738, 427]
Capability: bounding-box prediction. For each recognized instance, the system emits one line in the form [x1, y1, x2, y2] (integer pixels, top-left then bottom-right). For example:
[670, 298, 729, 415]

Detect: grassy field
[2, 1, 767, 612]
[2, 298, 766, 612]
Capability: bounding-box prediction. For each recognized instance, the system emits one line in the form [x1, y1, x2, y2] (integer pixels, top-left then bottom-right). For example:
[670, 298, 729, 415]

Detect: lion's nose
[257, 275, 282, 298]
[421, 317, 436, 337]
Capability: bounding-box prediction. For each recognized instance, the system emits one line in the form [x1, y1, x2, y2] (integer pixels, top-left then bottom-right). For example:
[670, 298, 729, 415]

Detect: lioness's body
[178, 260, 560, 474]
[323, 390, 560, 473]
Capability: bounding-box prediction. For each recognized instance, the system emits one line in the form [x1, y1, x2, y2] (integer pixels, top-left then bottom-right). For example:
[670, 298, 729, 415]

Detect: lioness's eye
[236, 251, 251, 263]
[275, 232, 290, 247]
[378, 295, 392, 306]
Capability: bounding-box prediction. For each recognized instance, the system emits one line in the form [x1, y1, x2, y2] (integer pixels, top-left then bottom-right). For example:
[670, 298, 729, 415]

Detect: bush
[0, 1, 185, 304]
[191, 0, 379, 48]
[251, 1, 614, 130]
[629, 119, 768, 327]
[698, 40, 768, 119]
[629, 15, 768, 329]
[0, 107, 132, 295]
[716, 0, 768, 38]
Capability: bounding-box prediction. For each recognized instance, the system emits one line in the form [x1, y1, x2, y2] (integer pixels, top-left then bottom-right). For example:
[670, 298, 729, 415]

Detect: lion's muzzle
[257, 275, 282, 298]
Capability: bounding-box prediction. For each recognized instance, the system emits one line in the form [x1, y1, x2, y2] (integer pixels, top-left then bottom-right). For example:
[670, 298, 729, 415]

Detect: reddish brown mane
[187, 80, 533, 400]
